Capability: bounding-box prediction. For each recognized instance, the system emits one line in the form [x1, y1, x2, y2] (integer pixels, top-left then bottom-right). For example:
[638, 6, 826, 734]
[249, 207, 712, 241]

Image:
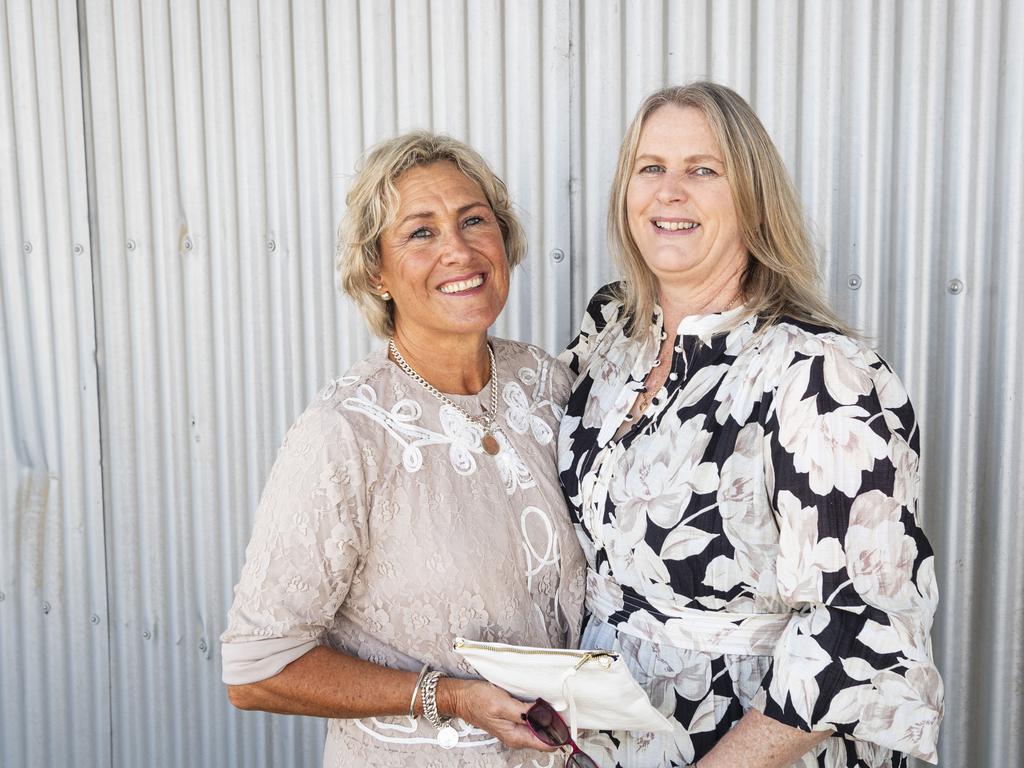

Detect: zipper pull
[573, 651, 615, 671]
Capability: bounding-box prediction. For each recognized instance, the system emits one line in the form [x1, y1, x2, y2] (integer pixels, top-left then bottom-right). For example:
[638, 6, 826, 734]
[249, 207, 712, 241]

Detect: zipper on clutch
[453, 638, 617, 670]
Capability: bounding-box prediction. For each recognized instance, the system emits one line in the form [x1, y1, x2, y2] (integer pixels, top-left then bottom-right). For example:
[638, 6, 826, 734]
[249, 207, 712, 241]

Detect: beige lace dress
[221, 338, 586, 768]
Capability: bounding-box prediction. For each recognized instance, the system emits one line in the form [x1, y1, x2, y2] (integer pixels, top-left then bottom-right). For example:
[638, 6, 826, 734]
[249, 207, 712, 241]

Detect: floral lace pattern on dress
[223, 339, 586, 768]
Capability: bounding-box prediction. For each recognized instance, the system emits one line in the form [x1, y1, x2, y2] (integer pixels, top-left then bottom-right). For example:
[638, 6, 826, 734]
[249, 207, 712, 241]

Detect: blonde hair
[607, 81, 850, 338]
[338, 131, 526, 337]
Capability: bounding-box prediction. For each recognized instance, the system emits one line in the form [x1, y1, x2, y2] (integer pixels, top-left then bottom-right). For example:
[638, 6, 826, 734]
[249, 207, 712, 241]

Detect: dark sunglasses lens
[567, 753, 600, 768]
[526, 701, 570, 746]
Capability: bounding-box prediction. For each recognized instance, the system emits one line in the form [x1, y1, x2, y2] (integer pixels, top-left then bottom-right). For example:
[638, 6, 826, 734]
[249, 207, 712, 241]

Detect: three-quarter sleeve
[221, 401, 369, 685]
[756, 334, 943, 763]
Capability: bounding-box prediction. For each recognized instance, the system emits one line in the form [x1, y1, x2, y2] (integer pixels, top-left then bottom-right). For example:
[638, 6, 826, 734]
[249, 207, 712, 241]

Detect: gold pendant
[481, 433, 500, 455]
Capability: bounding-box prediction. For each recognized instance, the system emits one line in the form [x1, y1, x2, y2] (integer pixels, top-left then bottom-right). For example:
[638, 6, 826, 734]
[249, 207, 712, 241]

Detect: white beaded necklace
[387, 338, 501, 456]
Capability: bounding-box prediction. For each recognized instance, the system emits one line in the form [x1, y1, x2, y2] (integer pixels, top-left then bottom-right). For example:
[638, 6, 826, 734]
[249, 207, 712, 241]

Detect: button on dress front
[557, 286, 943, 768]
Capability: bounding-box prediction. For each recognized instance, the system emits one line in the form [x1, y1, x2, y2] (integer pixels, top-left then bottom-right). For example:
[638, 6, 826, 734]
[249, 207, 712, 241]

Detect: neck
[390, 326, 491, 395]
[657, 256, 746, 333]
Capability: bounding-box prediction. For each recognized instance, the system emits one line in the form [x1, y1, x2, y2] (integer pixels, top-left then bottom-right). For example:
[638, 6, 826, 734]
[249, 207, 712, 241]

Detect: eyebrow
[396, 201, 490, 227]
[635, 152, 724, 165]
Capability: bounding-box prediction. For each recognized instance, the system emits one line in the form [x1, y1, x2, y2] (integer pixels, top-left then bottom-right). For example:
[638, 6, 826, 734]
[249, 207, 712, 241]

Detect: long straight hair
[608, 82, 851, 339]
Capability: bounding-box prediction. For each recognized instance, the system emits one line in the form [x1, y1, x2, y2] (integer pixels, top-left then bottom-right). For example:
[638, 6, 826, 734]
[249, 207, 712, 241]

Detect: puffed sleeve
[220, 398, 369, 684]
[558, 282, 622, 375]
[756, 333, 944, 763]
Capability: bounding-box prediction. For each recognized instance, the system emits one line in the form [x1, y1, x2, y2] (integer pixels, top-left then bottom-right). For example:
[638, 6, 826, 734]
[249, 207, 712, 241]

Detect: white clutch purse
[452, 637, 674, 738]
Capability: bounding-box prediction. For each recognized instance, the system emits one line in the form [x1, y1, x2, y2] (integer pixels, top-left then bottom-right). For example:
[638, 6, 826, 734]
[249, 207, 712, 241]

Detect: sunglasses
[523, 698, 599, 768]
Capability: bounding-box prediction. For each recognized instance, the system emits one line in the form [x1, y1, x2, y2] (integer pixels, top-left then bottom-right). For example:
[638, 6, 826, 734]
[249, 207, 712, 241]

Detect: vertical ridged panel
[0, 1, 108, 766]
[3, 1, 1021, 766]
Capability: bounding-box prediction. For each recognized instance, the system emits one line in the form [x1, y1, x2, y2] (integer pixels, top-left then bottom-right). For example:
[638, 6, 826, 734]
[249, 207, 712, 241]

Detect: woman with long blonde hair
[558, 82, 942, 768]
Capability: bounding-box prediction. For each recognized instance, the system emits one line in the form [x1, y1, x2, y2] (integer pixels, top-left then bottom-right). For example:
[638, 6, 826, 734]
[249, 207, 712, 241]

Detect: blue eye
[463, 215, 484, 228]
[638, 164, 664, 175]
[409, 227, 431, 240]
[694, 166, 717, 177]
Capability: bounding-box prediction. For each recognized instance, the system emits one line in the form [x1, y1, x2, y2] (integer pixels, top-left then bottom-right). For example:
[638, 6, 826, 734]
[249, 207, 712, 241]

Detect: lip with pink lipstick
[651, 217, 701, 235]
[437, 272, 487, 295]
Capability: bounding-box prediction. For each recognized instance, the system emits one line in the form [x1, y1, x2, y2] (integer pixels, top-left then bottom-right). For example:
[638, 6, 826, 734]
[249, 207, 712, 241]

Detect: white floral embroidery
[503, 381, 554, 444]
[223, 339, 587, 767]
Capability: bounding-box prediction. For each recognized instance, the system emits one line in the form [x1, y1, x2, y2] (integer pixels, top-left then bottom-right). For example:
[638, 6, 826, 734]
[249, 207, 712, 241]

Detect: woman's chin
[399, 309, 504, 341]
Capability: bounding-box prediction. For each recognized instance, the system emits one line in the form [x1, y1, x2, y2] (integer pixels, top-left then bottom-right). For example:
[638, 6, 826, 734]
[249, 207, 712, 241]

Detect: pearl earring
[380, 291, 391, 301]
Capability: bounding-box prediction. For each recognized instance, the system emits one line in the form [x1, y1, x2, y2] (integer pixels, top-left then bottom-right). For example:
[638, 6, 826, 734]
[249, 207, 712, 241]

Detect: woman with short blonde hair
[338, 131, 527, 338]
[224, 131, 585, 767]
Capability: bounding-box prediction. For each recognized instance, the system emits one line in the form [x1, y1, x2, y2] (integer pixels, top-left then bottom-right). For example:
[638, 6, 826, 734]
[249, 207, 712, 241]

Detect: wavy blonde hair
[338, 131, 526, 337]
[608, 81, 850, 339]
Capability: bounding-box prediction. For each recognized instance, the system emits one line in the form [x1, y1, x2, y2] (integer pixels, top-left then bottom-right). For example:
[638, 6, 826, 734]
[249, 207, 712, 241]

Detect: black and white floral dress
[557, 286, 942, 768]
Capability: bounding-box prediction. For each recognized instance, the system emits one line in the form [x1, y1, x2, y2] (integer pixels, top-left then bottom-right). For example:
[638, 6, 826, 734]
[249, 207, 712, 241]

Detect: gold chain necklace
[388, 338, 501, 455]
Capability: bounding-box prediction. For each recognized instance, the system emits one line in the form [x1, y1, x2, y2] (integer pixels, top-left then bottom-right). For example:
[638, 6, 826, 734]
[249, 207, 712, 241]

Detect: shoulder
[290, 348, 393, 445]
[492, 337, 571, 405]
[761, 317, 899, 380]
[560, 282, 627, 374]
[580, 281, 626, 337]
[759, 319, 914, 430]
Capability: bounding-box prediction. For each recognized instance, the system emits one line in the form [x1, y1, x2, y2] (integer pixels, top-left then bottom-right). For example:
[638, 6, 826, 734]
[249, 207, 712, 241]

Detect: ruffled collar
[649, 302, 753, 343]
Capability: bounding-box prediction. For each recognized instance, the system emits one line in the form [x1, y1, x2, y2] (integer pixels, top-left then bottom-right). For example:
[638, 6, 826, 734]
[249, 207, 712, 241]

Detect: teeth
[439, 274, 484, 294]
[654, 220, 699, 231]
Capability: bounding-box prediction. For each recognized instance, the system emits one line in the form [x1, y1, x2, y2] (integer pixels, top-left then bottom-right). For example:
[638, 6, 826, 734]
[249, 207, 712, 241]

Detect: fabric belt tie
[585, 569, 791, 656]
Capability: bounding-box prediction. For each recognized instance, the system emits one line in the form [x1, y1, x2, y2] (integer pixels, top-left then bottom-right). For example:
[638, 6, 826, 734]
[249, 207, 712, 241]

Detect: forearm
[226, 645, 548, 750]
[228, 645, 465, 719]
[696, 708, 829, 768]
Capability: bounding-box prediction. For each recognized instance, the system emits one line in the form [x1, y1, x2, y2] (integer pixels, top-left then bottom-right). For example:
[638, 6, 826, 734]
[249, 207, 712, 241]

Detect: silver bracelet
[419, 670, 449, 728]
[419, 670, 459, 748]
[408, 663, 430, 719]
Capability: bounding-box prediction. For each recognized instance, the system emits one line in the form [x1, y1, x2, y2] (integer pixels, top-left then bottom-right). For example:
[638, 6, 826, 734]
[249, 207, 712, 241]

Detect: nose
[439, 228, 474, 263]
[655, 171, 687, 204]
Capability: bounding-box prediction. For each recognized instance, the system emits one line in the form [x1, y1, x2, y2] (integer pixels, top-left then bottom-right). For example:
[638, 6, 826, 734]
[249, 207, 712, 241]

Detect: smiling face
[376, 161, 510, 345]
[626, 104, 748, 293]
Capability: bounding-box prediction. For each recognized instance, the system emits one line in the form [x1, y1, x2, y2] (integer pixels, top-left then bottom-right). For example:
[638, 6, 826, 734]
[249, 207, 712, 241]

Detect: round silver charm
[481, 432, 500, 455]
[437, 723, 459, 749]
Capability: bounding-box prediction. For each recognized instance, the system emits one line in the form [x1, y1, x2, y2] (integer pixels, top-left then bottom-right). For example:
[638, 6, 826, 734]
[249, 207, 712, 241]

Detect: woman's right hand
[438, 678, 558, 752]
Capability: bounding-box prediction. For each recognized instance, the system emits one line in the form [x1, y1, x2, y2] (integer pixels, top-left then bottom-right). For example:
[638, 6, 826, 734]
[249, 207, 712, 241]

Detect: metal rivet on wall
[550, 248, 565, 263]
[183, 236, 194, 251]
[73, 243, 84, 255]
[23, 242, 32, 253]
[198, 638, 208, 653]
[267, 239, 277, 252]
[847, 274, 862, 290]
[42, 601, 51, 614]
[947, 278, 964, 295]
[142, 629, 152, 640]
[126, 239, 137, 252]
[90, 614, 100, 625]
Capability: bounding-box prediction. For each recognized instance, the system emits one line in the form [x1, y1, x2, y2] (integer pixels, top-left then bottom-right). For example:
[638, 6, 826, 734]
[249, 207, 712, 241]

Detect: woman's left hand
[438, 678, 558, 752]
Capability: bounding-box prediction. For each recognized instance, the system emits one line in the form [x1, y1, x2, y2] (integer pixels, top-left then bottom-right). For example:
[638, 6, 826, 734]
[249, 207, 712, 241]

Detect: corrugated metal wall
[1, 1, 1020, 766]
[0, 0, 109, 766]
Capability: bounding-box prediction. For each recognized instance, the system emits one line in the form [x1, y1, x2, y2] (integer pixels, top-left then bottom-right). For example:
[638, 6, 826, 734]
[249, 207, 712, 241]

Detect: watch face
[437, 724, 459, 749]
